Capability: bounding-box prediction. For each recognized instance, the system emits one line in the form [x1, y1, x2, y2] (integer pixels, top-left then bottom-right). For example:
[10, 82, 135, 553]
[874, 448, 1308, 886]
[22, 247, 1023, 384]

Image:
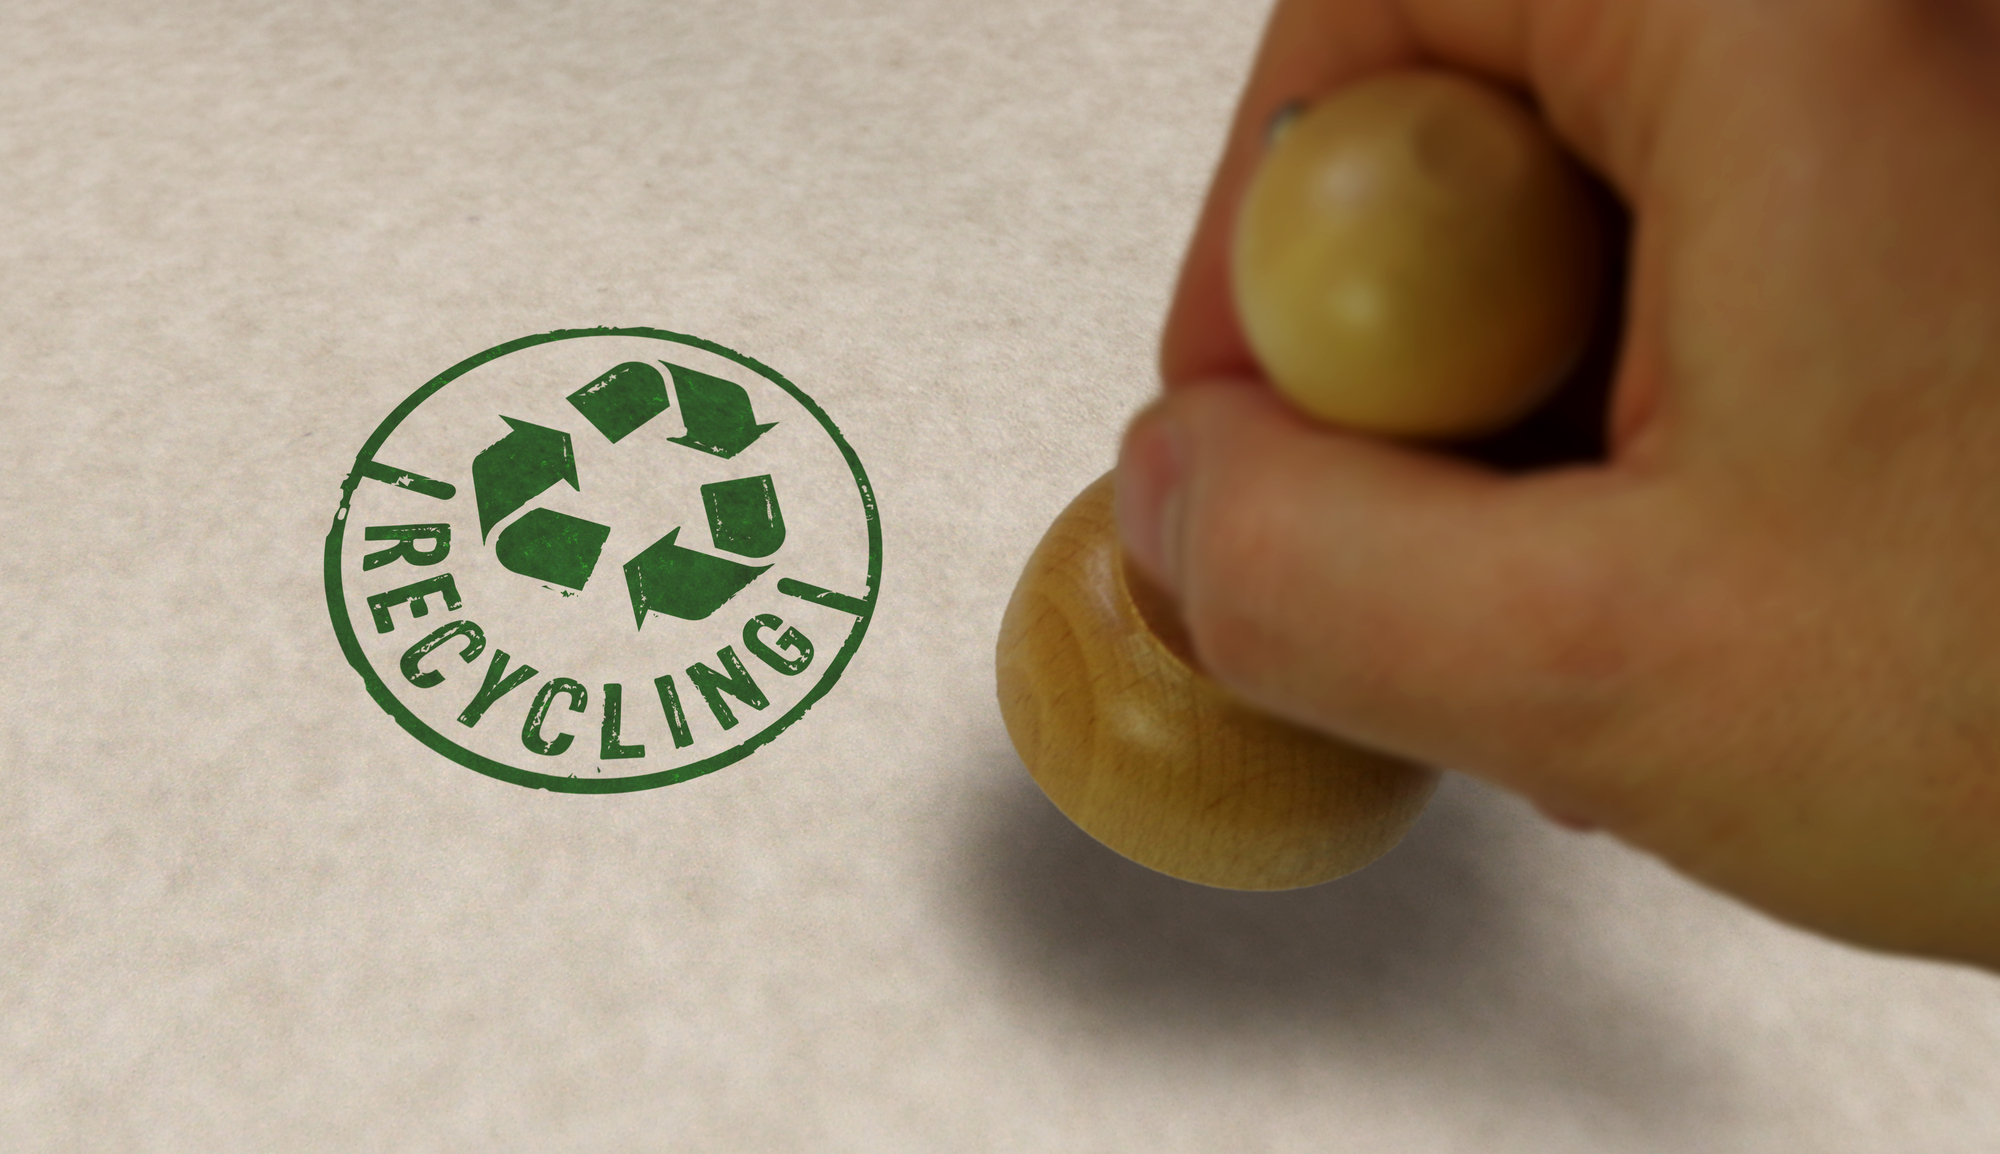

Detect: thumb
[1114, 378, 1671, 817]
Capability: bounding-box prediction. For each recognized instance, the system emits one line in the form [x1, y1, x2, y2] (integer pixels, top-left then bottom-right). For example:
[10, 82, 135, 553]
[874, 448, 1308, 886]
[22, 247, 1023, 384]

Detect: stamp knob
[1236, 69, 1604, 438]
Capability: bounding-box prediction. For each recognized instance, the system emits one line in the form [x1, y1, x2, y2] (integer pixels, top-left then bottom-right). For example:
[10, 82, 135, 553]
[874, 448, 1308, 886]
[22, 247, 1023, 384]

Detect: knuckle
[1503, 539, 1639, 691]
[1476, 513, 1658, 779]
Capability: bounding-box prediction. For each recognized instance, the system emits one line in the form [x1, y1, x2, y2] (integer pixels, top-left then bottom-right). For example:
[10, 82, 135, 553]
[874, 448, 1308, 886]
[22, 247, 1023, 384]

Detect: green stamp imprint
[325, 328, 880, 792]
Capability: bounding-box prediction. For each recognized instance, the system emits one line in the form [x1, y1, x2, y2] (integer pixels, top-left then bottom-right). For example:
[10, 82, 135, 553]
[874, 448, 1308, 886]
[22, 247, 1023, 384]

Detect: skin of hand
[1114, 0, 2000, 970]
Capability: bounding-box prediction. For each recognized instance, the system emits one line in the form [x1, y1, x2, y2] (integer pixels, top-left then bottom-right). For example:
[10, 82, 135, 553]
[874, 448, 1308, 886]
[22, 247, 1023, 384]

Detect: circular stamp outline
[323, 326, 882, 793]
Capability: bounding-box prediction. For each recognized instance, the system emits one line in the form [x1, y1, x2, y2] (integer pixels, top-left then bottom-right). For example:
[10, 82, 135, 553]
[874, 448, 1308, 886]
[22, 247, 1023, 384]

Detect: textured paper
[3, 1, 1996, 1149]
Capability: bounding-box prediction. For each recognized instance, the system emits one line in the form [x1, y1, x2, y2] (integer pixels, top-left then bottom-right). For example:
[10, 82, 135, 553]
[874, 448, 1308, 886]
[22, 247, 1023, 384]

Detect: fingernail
[1116, 407, 1187, 592]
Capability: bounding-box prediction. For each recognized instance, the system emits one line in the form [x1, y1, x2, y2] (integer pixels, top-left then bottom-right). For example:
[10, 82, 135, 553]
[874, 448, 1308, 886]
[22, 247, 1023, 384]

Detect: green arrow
[665, 363, 776, 459]
[623, 527, 771, 626]
[568, 361, 670, 444]
[493, 508, 611, 590]
[702, 474, 786, 558]
[473, 417, 578, 541]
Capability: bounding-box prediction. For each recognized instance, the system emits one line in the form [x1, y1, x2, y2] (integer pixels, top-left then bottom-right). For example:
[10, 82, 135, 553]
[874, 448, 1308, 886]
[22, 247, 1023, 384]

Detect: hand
[1114, 0, 2000, 970]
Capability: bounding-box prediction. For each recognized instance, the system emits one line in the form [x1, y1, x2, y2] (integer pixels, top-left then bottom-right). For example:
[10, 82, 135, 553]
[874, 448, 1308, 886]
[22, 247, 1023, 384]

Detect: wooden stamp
[998, 70, 1606, 889]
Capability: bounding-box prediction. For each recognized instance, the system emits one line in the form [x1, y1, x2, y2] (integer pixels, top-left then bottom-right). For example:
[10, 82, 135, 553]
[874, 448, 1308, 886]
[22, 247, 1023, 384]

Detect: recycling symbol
[326, 328, 880, 793]
[472, 361, 787, 625]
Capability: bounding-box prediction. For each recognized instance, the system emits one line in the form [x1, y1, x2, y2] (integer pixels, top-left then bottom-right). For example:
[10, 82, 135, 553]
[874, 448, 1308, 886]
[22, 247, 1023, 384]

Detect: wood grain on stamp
[996, 474, 1439, 890]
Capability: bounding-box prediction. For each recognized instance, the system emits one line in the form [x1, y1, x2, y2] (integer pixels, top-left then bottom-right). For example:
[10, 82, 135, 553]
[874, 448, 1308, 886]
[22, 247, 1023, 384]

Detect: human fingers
[1115, 379, 1679, 821]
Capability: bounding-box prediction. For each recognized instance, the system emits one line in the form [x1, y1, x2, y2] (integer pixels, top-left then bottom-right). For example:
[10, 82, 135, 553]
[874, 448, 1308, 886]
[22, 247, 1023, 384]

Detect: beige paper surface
[4, 1, 1996, 1149]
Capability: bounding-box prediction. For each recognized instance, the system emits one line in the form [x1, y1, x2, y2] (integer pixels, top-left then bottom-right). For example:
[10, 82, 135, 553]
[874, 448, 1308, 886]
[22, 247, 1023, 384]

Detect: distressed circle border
[324, 327, 882, 793]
